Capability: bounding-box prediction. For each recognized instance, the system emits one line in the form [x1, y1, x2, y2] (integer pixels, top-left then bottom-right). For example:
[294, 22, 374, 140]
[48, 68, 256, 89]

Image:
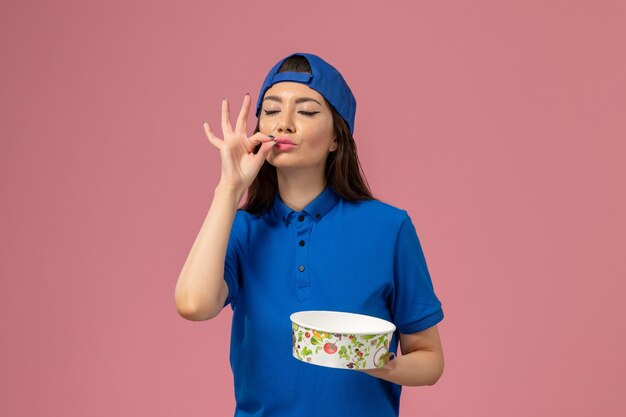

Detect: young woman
[175, 52, 445, 417]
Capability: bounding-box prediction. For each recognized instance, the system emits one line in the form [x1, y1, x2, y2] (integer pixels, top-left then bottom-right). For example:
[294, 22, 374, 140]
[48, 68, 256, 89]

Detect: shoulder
[232, 208, 278, 233]
[227, 209, 263, 251]
[343, 198, 411, 229]
[232, 208, 260, 228]
[229, 209, 255, 238]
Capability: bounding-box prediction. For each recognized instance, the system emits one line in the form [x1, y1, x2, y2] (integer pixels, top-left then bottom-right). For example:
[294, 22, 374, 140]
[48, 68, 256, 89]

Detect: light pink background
[1, 0, 625, 415]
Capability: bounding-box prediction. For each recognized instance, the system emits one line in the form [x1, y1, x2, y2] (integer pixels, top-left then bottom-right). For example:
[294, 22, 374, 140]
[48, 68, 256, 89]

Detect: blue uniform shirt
[222, 183, 444, 417]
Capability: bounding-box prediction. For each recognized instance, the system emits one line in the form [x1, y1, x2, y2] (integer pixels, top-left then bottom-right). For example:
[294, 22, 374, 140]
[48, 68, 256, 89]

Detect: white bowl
[290, 311, 396, 370]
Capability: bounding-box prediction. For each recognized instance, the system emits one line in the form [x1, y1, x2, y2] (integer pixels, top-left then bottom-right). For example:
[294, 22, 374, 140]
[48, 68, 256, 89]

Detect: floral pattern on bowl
[291, 323, 393, 370]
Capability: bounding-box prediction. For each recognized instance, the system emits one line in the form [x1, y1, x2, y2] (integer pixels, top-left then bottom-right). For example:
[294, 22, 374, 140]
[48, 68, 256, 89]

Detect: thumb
[254, 139, 277, 163]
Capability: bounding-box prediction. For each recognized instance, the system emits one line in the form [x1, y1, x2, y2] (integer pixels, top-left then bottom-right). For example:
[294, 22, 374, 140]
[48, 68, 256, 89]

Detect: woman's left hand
[357, 352, 397, 378]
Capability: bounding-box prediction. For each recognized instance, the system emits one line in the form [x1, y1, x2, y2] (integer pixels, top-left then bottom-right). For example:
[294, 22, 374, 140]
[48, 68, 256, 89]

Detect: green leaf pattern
[291, 323, 391, 370]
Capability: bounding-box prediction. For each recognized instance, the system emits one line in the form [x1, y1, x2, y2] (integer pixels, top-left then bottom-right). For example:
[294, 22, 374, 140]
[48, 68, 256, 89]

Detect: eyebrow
[263, 95, 322, 106]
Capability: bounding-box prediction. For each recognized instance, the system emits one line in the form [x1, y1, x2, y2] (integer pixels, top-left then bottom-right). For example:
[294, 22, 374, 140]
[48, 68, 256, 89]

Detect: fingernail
[246, 92, 250, 96]
[268, 135, 275, 139]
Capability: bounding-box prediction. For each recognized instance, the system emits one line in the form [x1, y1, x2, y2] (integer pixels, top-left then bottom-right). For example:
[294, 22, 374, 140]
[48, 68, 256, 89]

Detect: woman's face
[259, 81, 337, 170]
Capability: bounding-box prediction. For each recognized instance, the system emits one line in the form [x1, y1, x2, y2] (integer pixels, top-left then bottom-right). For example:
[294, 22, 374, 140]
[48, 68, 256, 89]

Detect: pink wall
[1, 0, 625, 415]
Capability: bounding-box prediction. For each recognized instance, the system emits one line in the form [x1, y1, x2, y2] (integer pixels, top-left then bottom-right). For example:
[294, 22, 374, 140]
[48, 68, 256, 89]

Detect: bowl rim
[290, 310, 397, 335]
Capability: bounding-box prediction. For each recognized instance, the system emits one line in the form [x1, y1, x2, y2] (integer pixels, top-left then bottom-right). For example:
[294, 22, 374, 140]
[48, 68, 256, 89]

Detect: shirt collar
[271, 183, 340, 224]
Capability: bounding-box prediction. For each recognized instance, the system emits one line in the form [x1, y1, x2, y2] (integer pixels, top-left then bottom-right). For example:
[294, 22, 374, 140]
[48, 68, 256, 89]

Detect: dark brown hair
[240, 55, 377, 216]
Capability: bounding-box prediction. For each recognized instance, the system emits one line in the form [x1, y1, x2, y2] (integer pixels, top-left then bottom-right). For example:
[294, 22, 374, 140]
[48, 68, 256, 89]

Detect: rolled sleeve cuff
[397, 308, 444, 334]
[222, 275, 238, 310]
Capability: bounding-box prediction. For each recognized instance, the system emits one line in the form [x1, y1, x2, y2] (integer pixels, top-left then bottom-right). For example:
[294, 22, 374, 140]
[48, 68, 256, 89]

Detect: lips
[273, 138, 297, 152]
[275, 138, 296, 145]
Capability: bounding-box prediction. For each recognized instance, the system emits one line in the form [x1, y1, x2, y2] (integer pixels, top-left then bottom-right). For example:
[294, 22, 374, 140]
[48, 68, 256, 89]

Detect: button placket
[295, 212, 312, 301]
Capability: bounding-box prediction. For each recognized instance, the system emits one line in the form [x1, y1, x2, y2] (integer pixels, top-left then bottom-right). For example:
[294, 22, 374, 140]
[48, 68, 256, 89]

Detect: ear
[329, 137, 338, 152]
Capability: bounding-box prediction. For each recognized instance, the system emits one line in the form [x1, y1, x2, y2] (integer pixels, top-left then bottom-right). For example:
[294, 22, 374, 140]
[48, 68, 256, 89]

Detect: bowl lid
[290, 310, 396, 335]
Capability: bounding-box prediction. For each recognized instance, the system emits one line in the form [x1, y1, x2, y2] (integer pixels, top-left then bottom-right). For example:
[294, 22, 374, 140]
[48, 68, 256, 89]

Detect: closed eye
[263, 110, 320, 116]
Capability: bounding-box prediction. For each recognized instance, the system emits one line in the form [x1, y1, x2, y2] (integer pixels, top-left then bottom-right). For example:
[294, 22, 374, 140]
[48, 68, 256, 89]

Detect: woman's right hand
[203, 94, 277, 193]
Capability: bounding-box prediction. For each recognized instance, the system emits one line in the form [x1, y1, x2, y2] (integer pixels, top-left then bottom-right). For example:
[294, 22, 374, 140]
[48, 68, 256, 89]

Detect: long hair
[240, 55, 377, 216]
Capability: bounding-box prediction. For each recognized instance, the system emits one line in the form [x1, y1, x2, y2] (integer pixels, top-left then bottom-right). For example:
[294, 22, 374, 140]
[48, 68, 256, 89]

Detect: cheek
[305, 118, 334, 145]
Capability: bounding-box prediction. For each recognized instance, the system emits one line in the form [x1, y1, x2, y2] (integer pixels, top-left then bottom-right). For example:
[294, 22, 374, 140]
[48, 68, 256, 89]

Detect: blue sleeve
[392, 211, 444, 334]
[223, 211, 243, 310]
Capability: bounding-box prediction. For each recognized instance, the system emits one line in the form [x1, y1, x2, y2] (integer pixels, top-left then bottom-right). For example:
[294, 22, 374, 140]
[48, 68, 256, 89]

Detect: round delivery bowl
[290, 311, 396, 370]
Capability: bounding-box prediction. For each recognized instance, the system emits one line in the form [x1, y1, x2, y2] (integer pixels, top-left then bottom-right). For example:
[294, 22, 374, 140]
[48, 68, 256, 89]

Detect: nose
[276, 109, 295, 134]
